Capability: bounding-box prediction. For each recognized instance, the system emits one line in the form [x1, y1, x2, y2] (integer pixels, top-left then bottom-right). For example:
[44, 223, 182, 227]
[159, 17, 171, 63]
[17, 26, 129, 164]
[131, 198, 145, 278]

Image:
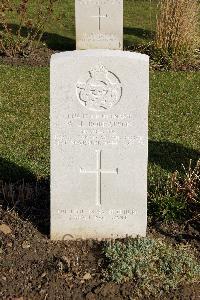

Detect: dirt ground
[0, 50, 200, 299]
[0, 47, 199, 71]
[0, 189, 200, 300]
[0, 48, 55, 68]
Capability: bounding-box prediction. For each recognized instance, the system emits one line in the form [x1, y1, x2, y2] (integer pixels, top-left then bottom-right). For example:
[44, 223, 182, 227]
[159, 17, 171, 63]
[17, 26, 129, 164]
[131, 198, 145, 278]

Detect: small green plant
[0, 0, 59, 57]
[104, 237, 200, 297]
[155, 0, 200, 69]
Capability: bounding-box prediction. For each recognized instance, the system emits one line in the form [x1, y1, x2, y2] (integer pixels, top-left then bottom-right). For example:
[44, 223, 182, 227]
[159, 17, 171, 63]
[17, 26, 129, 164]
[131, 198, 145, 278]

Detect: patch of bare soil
[0, 197, 200, 300]
[0, 47, 55, 67]
[1, 47, 199, 71]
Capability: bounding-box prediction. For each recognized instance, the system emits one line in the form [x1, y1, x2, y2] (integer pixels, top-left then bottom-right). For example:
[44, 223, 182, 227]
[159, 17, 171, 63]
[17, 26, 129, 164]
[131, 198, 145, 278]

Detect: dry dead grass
[155, 0, 200, 68]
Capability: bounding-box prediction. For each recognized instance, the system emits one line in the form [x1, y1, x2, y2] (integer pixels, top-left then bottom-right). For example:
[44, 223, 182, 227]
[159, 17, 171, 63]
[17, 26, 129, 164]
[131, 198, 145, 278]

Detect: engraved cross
[91, 7, 108, 32]
[80, 150, 118, 206]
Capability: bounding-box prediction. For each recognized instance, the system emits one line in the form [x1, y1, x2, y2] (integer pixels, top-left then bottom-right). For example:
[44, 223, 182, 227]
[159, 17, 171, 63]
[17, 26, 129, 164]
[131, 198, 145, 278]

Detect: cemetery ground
[0, 0, 200, 299]
[0, 0, 158, 67]
[0, 66, 200, 299]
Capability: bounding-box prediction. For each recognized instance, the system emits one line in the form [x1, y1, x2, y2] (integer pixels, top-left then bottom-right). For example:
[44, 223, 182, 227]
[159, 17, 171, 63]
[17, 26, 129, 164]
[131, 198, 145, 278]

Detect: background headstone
[51, 50, 149, 240]
[75, 0, 123, 50]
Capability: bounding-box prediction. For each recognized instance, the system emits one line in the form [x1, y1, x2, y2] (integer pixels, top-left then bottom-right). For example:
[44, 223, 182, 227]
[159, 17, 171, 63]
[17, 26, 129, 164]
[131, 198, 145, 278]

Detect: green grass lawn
[4, 0, 158, 51]
[0, 66, 49, 181]
[0, 65, 199, 182]
[149, 71, 200, 175]
[0, 2, 199, 297]
[0, 0, 199, 223]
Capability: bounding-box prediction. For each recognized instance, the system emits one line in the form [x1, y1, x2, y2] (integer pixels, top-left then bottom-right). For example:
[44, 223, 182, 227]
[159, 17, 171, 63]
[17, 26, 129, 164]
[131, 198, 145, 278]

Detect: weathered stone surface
[75, 0, 123, 50]
[51, 50, 149, 240]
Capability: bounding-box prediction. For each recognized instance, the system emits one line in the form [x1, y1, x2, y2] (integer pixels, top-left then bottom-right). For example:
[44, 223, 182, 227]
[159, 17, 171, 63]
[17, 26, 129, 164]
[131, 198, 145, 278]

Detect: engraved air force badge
[76, 64, 122, 111]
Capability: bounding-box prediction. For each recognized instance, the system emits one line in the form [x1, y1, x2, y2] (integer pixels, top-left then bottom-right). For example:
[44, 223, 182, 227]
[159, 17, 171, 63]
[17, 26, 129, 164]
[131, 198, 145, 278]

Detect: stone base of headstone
[51, 50, 149, 240]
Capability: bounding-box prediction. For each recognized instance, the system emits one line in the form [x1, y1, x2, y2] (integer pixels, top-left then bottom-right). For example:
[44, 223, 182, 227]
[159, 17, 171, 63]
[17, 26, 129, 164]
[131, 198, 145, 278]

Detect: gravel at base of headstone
[51, 50, 149, 240]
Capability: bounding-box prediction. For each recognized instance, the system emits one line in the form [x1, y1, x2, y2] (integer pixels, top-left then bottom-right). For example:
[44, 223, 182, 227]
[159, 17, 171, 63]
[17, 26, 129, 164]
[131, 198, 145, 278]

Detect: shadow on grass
[124, 26, 155, 47]
[149, 140, 200, 173]
[0, 141, 199, 236]
[124, 27, 155, 40]
[0, 157, 50, 236]
[42, 31, 75, 51]
[0, 157, 36, 182]
[1, 24, 155, 51]
[0, 23, 75, 51]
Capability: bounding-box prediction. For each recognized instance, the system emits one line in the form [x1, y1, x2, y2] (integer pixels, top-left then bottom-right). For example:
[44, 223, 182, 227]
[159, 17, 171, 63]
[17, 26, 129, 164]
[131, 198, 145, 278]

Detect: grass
[0, 2, 199, 298]
[149, 72, 200, 173]
[0, 65, 49, 181]
[1, 0, 158, 51]
[148, 72, 200, 221]
[0, 66, 199, 183]
[0, 65, 199, 223]
[155, 0, 200, 69]
[124, 0, 158, 47]
[0, 2, 199, 223]
[148, 159, 200, 222]
[103, 237, 200, 297]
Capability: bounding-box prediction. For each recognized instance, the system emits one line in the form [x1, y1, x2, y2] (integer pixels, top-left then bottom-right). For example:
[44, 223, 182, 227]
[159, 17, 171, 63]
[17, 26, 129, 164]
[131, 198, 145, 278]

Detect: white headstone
[51, 50, 149, 240]
[75, 0, 123, 50]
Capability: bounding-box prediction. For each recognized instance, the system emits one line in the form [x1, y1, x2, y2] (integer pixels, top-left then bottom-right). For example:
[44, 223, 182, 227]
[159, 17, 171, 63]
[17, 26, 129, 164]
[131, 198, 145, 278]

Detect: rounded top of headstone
[50, 50, 149, 63]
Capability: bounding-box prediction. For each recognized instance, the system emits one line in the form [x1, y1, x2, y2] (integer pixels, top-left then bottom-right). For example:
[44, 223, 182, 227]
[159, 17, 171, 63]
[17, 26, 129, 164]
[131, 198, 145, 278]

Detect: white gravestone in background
[51, 50, 149, 240]
[75, 0, 123, 50]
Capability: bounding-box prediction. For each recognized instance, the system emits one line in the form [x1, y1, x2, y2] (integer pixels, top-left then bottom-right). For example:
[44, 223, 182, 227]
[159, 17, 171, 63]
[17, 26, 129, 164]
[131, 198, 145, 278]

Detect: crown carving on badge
[89, 64, 109, 81]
